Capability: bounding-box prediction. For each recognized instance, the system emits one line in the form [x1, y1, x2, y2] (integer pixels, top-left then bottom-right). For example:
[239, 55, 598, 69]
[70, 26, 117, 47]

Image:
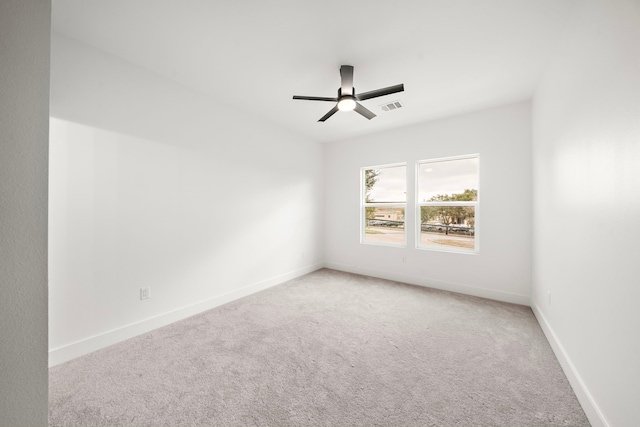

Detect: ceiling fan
[293, 65, 404, 122]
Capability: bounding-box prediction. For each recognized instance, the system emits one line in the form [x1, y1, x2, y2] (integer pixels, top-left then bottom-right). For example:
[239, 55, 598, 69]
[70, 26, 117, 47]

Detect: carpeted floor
[49, 269, 590, 426]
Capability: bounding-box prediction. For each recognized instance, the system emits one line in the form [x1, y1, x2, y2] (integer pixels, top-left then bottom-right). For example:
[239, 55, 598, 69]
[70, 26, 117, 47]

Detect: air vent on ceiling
[380, 100, 403, 112]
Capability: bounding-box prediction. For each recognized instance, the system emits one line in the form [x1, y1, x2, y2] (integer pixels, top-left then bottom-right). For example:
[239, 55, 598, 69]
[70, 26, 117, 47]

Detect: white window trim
[415, 154, 479, 254]
[360, 162, 407, 248]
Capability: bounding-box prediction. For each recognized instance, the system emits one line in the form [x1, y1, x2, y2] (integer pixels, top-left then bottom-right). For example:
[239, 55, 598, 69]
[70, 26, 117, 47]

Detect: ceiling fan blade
[356, 83, 404, 101]
[318, 105, 339, 122]
[354, 102, 376, 120]
[293, 95, 338, 102]
[340, 65, 354, 95]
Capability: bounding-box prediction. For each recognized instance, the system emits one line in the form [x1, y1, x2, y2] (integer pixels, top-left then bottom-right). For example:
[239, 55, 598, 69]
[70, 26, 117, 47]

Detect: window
[361, 163, 406, 246]
[417, 155, 479, 253]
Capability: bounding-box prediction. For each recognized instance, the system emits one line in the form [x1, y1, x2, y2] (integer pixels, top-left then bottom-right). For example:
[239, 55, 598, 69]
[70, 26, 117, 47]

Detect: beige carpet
[49, 269, 589, 426]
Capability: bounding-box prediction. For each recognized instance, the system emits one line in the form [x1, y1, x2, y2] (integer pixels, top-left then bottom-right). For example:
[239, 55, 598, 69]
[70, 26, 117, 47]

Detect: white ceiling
[52, 0, 577, 143]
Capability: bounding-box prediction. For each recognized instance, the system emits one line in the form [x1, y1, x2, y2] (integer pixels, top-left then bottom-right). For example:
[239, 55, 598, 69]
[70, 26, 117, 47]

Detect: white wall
[324, 102, 532, 304]
[48, 34, 324, 365]
[0, 1, 50, 425]
[531, 0, 640, 426]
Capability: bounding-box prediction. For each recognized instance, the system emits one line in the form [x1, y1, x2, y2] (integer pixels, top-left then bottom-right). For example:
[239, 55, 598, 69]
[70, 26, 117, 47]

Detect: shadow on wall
[48, 33, 323, 358]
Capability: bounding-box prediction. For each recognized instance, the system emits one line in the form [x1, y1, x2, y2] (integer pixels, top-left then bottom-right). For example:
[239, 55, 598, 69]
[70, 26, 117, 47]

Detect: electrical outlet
[402, 256, 407, 263]
[547, 291, 551, 306]
[140, 287, 150, 300]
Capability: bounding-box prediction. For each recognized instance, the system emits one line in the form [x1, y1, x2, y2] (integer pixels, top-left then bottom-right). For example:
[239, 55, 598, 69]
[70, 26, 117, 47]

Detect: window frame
[415, 154, 480, 254]
[360, 162, 407, 248]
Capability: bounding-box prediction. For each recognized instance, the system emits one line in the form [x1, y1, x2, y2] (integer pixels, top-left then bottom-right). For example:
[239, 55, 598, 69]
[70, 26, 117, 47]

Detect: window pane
[419, 206, 475, 251]
[418, 157, 478, 202]
[364, 207, 405, 245]
[364, 165, 406, 203]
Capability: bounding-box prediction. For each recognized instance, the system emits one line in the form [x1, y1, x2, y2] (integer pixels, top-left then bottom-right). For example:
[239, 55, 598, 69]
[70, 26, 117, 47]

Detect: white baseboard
[48, 263, 323, 367]
[531, 303, 609, 427]
[324, 262, 530, 306]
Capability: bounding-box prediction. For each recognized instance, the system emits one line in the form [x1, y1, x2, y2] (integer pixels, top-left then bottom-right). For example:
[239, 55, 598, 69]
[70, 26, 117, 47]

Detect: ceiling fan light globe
[337, 98, 356, 111]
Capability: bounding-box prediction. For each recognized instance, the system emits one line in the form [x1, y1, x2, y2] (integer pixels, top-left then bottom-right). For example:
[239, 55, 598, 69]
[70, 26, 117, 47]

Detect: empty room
[1, 0, 639, 426]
